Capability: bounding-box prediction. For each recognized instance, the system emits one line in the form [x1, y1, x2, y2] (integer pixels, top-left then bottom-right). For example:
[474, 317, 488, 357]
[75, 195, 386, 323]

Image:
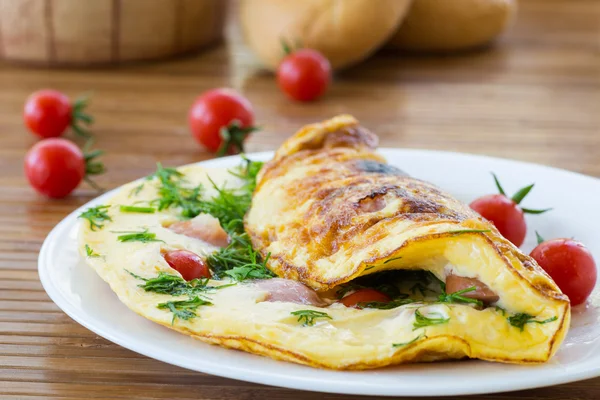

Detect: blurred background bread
[0, 0, 226, 66]
[386, 0, 517, 52]
[239, 0, 413, 71]
[0, 0, 518, 69]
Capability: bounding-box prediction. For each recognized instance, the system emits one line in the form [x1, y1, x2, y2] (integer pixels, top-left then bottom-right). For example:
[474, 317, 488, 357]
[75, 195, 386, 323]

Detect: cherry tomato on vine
[24, 138, 104, 198]
[277, 48, 331, 102]
[164, 250, 211, 281]
[530, 234, 597, 306]
[188, 88, 257, 156]
[340, 289, 390, 308]
[470, 174, 551, 247]
[23, 89, 94, 139]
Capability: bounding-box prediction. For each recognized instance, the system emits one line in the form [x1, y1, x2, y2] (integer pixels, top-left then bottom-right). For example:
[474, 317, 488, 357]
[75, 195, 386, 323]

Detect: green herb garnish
[150, 163, 203, 218]
[197, 158, 264, 231]
[335, 282, 364, 299]
[79, 205, 111, 231]
[208, 233, 274, 281]
[393, 333, 427, 347]
[84, 244, 101, 258]
[413, 308, 450, 330]
[222, 249, 273, 281]
[438, 286, 483, 307]
[446, 229, 491, 235]
[198, 177, 252, 230]
[410, 282, 432, 296]
[375, 283, 404, 299]
[125, 270, 224, 297]
[358, 298, 415, 310]
[146, 159, 270, 282]
[428, 272, 446, 291]
[495, 306, 507, 316]
[157, 296, 212, 325]
[233, 156, 264, 193]
[203, 159, 272, 282]
[119, 205, 156, 213]
[116, 229, 163, 243]
[384, 256, 402, 264]
[129, 182, 145, 197]
[507, 313, 557, 332]
[291, 310, 332, 326]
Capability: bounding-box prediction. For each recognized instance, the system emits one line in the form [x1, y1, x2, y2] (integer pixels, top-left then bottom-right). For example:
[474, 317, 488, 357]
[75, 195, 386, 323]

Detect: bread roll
[240, 0, 413, 70]
[387, 0, 517, 52]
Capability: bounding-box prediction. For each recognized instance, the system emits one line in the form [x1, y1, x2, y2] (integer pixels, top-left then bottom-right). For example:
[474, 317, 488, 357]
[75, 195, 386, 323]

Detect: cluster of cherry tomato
[23, 48, 332, 197]
[23, 90, 104, 198]
[470, 175, 596, 306]
[188, 47, 331, 154]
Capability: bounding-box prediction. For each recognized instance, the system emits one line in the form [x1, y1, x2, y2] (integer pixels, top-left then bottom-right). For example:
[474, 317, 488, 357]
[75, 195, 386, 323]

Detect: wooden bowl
[0, 0, 227, 66]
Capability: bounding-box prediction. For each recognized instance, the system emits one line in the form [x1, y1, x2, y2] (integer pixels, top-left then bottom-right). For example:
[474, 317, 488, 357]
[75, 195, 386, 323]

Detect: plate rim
[38, 148, 600, 397]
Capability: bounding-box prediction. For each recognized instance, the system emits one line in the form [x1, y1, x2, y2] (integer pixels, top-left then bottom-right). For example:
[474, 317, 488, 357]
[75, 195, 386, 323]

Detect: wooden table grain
[0, 0, 599, 399]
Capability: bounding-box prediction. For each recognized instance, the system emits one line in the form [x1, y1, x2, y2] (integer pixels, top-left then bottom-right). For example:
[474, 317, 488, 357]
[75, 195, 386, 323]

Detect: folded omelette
[80, 115, 570, 370]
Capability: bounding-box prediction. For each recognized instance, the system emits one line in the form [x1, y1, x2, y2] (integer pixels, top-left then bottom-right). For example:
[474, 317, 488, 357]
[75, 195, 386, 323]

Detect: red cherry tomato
[530, 239, 597, 306]
[164, 250, 211, 281]
[277, 49, 331, 102]
[24, 138, 85, 198]
[470, 194, 527, 247]
[188, 88, 255, 155]
[340, 289, 391, 308]
[24, 90, 73, 138]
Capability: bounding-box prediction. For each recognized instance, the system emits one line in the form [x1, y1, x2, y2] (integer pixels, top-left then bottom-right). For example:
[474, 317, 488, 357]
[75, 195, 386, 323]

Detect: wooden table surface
[0, 0, 599, 399]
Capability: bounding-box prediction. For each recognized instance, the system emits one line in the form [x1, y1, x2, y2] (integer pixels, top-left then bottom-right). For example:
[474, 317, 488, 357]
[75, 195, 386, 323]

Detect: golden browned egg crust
[245, 115, 570, 365]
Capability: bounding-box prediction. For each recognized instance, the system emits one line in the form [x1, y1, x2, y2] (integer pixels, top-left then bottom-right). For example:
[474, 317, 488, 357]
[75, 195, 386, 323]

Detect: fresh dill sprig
[79, 205, 112, 231]
[438, 286, 483, 307]
[145, 158, 270, 282]
[291, 310, 332, 326]
[358, 298, 415, 310]
[413, 308, 450, 330]
[393, 332, 427, 347]
[374, 283, 405, 299]
[507, 313, 557, 332]
[197, 178, 251, 231]
[223, 250, 273, 280]
[410, 282, 431, 296]
[203, 157, 263, 230]
[228, 156, 264, 194]
[129, 182, 145, 197]
[126, 270, 220, 296]
[119, 205, 156, 213]
[335, 282, 365, 299]
[157, 296, 212, 325]
[495, 306, 507, 316]
[207, 232, 274, 281]
[84, 244, 101, 258]
[203, 158, 272, 282]
[384, 256, 402, 264]
[149, 163, 203, 218]
[421, 271, 446, 292]
[446, 229, 491, 235]
[116, 229, 163, 243]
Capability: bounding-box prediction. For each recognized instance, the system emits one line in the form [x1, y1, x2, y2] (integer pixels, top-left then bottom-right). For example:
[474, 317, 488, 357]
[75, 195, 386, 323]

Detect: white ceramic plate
[39, 149, 600, 397]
